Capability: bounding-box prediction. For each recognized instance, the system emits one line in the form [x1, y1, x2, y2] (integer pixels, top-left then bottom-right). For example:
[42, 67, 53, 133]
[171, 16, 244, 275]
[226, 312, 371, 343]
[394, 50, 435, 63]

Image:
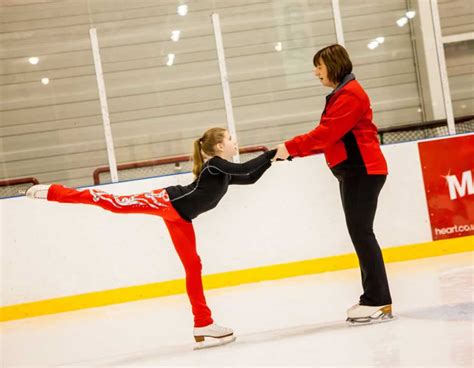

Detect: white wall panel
[1, 140, 434, 305]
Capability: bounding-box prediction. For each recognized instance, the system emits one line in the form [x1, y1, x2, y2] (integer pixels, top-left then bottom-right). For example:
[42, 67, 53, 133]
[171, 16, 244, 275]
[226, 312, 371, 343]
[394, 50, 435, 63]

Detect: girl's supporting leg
[164, 218, 213, 328]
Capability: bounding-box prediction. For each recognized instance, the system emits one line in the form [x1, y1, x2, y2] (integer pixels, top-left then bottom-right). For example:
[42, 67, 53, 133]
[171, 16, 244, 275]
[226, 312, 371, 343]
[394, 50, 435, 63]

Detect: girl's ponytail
[192, 127, 227, 177]
[192, 138, 204, 177]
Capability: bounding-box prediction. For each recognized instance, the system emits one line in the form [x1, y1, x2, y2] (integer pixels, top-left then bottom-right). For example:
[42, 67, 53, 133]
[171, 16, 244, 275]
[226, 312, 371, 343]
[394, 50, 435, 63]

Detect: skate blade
[346, 314, 396, 326]
[193, 335, 236, 350]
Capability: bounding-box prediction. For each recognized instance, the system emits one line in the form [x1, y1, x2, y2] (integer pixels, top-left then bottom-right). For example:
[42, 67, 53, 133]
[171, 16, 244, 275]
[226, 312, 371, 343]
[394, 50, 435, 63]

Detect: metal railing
[92, 145, 269, 185]
[2, 115, 473, 198]
[378, 115, 473, 144]
[0, 177, 39, 198]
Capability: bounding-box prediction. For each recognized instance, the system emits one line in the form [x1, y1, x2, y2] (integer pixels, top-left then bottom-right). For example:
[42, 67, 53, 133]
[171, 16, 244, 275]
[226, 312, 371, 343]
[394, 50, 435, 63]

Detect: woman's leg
[163, 218, 213, 328]
[340, 175, 392, 306]
[47, 184, 175, 217]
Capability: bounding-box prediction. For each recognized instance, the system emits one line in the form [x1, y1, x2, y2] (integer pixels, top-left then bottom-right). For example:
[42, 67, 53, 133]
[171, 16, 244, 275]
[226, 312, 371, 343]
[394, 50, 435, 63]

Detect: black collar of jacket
[325, 73, 356, 104]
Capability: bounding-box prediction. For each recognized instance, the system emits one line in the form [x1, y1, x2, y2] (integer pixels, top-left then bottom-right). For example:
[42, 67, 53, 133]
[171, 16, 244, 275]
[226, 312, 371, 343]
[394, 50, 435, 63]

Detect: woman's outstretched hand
[273, 143, 290, 161]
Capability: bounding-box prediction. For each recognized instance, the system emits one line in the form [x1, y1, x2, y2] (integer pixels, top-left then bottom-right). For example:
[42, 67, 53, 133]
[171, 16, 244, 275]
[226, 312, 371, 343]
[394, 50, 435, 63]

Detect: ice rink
[2, 252, 473, 367]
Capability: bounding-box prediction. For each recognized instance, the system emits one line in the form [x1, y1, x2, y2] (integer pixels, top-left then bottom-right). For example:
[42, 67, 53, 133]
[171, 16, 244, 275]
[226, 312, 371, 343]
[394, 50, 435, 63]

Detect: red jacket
[285, 77, 388, 176]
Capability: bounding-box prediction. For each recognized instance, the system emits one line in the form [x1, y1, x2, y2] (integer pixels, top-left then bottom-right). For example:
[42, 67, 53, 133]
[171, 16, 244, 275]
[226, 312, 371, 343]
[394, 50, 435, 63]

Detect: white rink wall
[1, 140, 432, 306]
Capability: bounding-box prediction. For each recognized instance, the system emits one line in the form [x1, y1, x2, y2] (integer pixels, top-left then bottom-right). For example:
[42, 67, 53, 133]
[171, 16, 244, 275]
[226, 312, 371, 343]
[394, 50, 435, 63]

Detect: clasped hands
[272, 143, 291, 162]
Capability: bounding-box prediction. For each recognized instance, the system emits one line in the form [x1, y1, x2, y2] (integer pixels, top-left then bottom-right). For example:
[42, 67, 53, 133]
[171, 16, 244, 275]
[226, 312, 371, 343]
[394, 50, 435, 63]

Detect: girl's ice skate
[25, 184, 51, 199]
[193, 323, 236, 350]
[346, 304, 394, 325]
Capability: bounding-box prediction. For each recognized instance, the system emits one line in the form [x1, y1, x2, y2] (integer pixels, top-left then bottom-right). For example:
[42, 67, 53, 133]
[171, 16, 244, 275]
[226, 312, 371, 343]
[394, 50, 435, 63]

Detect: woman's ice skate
[24, 184, 51, 199]
[193, 323, 236, 350]
[346, 304, 394, 325]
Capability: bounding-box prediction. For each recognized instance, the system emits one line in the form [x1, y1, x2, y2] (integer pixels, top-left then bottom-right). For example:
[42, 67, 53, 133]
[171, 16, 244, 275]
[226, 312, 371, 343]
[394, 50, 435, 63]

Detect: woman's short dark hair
[313, 44, 353, 84]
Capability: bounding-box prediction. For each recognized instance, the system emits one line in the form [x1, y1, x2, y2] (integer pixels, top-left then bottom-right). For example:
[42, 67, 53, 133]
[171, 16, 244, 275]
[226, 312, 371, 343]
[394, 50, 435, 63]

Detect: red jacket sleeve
[284, 90, 366, 157]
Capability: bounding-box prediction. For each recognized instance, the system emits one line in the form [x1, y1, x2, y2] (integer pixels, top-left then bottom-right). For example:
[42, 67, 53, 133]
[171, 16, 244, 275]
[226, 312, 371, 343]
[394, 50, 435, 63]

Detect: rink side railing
[0, 177, 39, 198]
[90, 114, 473, 184]
[378, 114, 473, 144]
[1, 116, 473, 198]
[92, 145, 269, 185]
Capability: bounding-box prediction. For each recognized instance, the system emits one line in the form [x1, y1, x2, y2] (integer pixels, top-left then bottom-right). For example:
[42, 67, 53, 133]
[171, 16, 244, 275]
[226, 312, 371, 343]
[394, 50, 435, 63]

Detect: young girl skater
[26, 127, 277, 347]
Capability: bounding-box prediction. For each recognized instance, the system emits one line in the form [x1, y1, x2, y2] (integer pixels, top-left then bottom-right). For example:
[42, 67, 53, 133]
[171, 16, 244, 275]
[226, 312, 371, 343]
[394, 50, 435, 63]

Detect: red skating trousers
[47, 184, 213, 328]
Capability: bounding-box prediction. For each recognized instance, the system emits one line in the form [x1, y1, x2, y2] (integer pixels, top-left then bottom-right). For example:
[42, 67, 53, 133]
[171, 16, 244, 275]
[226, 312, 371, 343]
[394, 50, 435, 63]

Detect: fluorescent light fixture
[166, 54, 175, 66]
[367, 41, 379, 50]
[41, 77, 49, 85]
[177, 5, 188, 16]
[28, 57, 39, 65]
[274, 42, 282, 52]
[375, 37, 385, 44]
[171, 30, 181, 42]
[397, 17, 408, 27]
[406, 11, 416, 19]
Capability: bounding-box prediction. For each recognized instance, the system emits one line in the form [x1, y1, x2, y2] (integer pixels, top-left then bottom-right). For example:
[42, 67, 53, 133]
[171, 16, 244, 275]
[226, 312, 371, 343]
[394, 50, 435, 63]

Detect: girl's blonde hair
[192, 127, 227, 177]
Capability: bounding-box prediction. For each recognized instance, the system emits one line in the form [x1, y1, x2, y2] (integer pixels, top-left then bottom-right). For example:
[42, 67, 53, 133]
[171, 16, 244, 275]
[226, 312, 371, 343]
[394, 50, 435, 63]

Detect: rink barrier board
[1, 235, 472, 322]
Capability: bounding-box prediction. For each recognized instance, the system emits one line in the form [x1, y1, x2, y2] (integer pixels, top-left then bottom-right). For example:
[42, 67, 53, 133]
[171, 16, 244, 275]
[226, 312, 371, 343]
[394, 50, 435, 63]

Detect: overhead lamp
[397, 17, 408, 27]
[367, 41, 379, 50]
[171, 30, 181, 42]
[178, 5, 188, 16]
[166, 54, 175, 66]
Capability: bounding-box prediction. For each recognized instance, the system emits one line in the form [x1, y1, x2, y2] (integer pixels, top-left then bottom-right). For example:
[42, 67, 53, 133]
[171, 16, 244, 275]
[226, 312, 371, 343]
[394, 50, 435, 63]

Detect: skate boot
[193, 323, 236, 350]
[25, 184, 51, 199]
[346, 304, 394, 326]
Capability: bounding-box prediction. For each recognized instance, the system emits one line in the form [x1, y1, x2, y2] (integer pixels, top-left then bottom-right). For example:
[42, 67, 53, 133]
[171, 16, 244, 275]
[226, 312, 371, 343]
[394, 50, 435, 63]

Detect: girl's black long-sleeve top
[165, 149, 277, 222]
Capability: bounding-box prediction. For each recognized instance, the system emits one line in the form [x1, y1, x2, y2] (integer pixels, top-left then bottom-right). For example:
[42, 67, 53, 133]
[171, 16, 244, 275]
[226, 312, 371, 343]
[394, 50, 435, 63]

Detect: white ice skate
[24, 184, 51, 199]
[193, 323, 236, 350]
[346, 304, 394, 326]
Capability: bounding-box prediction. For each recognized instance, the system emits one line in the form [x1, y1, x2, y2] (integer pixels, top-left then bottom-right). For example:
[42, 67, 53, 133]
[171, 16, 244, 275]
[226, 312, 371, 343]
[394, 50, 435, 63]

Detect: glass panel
[220, 0, 337, 147]
[339, 0, 425, 130]
[438, 0, 474, 36]
[1, 0, 470, 193]
[95, 1, 226, 182]
[0, 1, 108, 196]
[445, 41, 474, 118]
[445, 40, 474, 134]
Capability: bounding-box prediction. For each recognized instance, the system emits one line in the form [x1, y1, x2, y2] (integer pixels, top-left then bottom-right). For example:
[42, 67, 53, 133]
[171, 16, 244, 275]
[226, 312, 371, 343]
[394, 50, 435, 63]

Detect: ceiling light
[177, 5, 188, 16]
[171, 30, 181, 42]
[367, 41, 379, 50]
[397, 17, 408, 27]
[166, 54, 175, 66]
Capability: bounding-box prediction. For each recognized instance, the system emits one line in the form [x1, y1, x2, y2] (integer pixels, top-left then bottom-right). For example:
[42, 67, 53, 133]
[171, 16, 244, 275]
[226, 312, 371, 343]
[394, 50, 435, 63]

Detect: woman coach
[274, 44, 393, 324]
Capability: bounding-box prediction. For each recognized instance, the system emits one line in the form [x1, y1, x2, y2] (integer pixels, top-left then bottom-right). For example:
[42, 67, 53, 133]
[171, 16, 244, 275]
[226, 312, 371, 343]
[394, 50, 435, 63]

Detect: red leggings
[47, 184, 213, 327]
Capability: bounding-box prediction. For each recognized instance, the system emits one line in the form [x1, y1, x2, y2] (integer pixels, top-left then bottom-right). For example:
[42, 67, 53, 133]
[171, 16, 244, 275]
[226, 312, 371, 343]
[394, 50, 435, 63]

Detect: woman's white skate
[346, 304, 394, 326]
[193, 323, 236, 350]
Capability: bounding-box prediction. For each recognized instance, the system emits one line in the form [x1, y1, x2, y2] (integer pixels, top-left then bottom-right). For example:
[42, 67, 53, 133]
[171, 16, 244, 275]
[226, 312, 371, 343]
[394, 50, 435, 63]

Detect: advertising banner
[418, 134, 474, 240]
